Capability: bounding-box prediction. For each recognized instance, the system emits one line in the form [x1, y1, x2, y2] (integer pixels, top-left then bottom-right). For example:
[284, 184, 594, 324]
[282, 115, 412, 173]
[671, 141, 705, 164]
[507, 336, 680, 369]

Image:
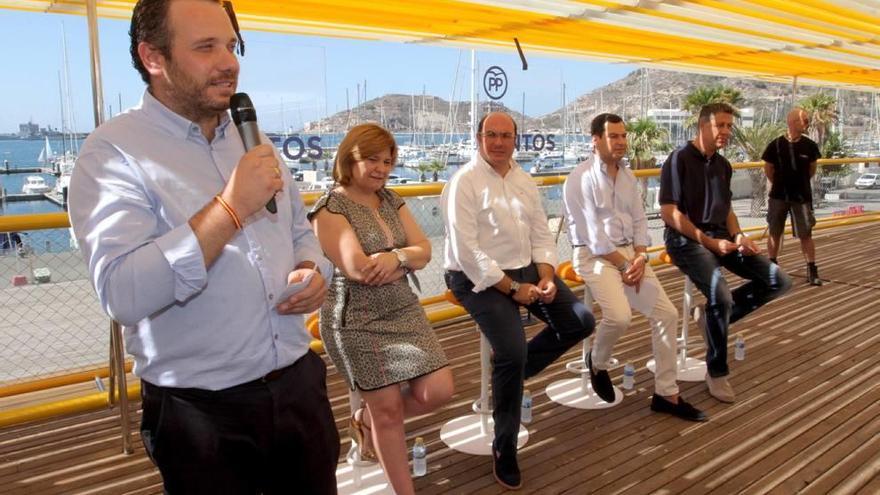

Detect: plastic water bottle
[521, 389, 533, 424]
[412, 437, 427, 477]
[622, 362, 635, 390]
[734, 334, 746, 361]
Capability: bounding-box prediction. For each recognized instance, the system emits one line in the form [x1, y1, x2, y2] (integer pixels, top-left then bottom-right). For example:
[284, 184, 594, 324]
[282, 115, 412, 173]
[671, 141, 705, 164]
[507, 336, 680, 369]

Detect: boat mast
[57, 70, 68, 158]
[470, 49, 476, 145]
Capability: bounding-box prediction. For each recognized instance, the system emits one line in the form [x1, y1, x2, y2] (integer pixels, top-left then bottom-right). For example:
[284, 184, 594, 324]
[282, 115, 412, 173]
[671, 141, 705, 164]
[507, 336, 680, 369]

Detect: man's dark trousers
[140, 350, 340, 494]
[665, 229, 792, 377]
[445, 263, 595, 455]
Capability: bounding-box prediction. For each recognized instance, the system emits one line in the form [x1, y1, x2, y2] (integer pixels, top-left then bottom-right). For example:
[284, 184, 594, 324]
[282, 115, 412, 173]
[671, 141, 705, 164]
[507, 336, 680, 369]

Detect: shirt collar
[139, 89, 232, 141]
[686, 140, 719, 161]
[474, 151, 518, 179]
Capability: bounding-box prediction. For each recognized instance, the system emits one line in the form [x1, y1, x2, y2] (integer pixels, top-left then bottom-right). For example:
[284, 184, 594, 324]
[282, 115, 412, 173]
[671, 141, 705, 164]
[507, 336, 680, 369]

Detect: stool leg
[580, 338, 591, 390]
[681, 276, 693, 367]
[441, 323, 529, 455]
[479, 330, 490, 435]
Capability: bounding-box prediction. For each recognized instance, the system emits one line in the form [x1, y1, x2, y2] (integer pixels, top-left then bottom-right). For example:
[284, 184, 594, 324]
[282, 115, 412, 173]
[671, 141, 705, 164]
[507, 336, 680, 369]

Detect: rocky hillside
[303, 71, 876, 139]
[303, 94, 537, 134]
[538, 69, 875, 134]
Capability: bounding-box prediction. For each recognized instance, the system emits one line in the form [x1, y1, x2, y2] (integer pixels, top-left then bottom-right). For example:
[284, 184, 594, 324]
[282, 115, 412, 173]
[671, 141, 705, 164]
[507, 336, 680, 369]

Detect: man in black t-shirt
[660, 103, 792, 404]
[762, 108, 823, 285]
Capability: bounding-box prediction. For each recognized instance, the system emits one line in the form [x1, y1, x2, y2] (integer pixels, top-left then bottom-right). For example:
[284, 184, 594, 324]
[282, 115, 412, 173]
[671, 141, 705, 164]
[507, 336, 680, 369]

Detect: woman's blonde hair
[333, 123, 398, 186]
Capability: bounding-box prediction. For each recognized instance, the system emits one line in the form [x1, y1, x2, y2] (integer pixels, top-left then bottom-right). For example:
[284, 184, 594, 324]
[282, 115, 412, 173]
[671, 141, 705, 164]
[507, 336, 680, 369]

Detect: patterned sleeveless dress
[308, 188, 448, 390]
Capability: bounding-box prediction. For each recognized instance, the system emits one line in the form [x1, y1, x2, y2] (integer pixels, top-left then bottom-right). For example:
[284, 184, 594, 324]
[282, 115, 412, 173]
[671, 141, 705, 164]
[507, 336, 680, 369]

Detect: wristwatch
[636, 252, 649, 263]
[508, 280, 521, 297]
[391, 248, 409, 270]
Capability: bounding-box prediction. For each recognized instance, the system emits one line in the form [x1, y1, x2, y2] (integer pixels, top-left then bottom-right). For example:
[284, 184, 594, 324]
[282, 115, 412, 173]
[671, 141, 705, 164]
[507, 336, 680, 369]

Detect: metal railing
[0, 157, 878, 390]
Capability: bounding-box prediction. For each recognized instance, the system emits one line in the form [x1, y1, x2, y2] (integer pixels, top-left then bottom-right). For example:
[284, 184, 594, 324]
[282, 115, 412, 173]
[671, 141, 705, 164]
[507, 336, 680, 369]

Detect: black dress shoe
[492, 442, 522, 490]
[588, 351, 615, 403]
[650, 394, 708, 422]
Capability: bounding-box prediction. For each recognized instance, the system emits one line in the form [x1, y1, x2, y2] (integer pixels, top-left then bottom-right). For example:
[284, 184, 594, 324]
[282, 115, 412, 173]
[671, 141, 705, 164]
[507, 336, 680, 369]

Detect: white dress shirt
[69, 90, 332, 390]
[442, 153, 557, 292]
[563, 154, 649, 256]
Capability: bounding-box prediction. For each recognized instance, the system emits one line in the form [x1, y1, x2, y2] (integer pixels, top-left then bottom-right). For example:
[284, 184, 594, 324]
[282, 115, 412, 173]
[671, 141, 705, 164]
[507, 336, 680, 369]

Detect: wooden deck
[1, 222, 879, 494]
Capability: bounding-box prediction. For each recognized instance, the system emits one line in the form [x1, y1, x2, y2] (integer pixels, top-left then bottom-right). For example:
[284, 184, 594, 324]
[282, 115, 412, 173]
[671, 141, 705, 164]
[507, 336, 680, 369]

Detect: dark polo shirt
[761, 135, 821, 203]
[659, 141, 733, 233]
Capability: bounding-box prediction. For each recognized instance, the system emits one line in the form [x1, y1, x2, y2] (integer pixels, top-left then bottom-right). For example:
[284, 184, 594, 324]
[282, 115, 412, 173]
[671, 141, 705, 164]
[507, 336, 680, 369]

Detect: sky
[0, 9, 636, 134]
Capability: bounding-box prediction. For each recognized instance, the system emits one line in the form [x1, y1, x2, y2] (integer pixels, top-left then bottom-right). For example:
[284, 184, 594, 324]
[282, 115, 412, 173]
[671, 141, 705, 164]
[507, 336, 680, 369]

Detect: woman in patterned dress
[309, 123, 453, 495]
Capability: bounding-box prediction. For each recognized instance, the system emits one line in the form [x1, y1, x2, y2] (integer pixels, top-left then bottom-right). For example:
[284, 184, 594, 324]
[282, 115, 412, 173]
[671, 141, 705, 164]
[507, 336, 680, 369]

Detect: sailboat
[37, 136, 55, 166]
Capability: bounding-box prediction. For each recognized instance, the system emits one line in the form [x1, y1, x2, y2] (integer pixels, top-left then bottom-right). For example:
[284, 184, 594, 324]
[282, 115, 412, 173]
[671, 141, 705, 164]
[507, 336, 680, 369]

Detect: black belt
[247, 360, 298, 386]
[572, 242, 631, 248]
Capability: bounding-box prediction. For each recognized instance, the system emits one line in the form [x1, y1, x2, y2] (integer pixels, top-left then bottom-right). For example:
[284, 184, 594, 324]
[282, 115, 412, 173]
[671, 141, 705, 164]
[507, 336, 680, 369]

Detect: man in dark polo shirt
[762, 107, 823, 286]
[659, 103, 792, 403]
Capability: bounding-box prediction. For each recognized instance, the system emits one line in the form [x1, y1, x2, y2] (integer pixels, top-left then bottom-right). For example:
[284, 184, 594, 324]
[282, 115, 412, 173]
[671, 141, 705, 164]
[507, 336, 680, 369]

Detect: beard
[162, 59, 238, 123]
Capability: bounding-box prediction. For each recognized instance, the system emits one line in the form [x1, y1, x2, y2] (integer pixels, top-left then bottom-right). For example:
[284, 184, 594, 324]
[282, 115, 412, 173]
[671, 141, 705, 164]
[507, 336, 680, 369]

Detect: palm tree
[799, 92, 838, 149]
[732, 121, 785, 216]
[626, 118, 668, 170]
[415, 161, 432, 182]
[426, 159, 446, 182]
[683, 85, 744, 128]
[626, 117, 668, 208]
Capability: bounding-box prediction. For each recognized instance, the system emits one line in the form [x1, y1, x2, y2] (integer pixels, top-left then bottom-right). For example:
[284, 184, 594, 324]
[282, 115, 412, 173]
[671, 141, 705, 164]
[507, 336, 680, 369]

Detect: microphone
[230, 92, 277, 214]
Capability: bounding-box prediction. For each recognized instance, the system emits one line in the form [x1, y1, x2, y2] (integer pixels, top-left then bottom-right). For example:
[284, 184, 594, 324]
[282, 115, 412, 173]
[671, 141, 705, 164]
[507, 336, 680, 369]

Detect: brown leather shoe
[706, 374, 736, 403]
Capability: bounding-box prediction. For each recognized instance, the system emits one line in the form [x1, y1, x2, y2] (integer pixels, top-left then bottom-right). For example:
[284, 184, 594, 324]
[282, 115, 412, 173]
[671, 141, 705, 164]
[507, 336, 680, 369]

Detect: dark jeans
[445, 264, 594, 455]
[141, 350, 340, 495]
[665, 228, 792, 377]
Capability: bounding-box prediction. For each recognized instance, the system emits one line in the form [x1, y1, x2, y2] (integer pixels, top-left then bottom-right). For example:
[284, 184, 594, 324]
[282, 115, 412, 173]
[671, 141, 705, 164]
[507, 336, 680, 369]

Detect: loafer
[706, 374, 736, 403]
[588, 351, 615, 403]
[492, 442, 522, 490]
[651, 394, 708, 422]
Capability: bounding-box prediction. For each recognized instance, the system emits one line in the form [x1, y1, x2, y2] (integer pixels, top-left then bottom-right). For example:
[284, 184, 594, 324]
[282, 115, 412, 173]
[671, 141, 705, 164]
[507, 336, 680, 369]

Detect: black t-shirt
[659, 141, 733, 232]
[761, 135, 821, 202]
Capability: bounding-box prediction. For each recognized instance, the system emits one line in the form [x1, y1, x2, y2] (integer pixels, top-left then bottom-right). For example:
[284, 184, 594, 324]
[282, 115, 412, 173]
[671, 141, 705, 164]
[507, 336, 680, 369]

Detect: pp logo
[483, 66, 508, 100]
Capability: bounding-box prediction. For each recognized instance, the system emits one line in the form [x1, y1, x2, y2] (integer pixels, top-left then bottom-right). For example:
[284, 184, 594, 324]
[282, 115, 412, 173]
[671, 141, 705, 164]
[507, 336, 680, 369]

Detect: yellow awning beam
[1, 0, 879, 90]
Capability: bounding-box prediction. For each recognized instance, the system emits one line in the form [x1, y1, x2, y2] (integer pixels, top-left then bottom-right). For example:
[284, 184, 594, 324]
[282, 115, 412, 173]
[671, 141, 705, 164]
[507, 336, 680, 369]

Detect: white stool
[440, 292, 529, 455]
[546, 277, 623, 409]
[646, 269, 707, 382]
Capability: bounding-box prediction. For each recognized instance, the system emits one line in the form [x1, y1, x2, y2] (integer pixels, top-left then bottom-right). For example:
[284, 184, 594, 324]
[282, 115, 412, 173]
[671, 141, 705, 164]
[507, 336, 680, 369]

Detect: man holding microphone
[69, 1, 339, 492]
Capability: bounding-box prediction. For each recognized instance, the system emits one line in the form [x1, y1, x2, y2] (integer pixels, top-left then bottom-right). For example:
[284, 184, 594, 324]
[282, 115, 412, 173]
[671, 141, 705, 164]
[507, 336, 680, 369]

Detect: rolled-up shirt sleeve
[442, 176, 505, 292]
[69, 141, 208, 326]
[287, 179, 332, 279]
[526, 182, 558, 268]
[628, 172, 650, 247]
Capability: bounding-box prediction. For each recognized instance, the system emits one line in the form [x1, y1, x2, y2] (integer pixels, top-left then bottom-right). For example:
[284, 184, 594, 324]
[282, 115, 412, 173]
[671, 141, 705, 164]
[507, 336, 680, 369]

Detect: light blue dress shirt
[69, 90, 331, 390]
[563, 154, 650, 256]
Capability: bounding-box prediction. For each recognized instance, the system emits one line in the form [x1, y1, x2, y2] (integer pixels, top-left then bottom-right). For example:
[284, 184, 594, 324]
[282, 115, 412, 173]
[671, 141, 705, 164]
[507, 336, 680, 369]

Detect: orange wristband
[214, 195, 242, 230]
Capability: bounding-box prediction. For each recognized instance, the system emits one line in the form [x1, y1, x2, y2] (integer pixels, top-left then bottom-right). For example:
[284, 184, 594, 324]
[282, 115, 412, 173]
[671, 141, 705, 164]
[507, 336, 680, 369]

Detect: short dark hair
[129, 0, 223, 84]
[477, 112, 518, 136]
[590, 113, 624, 137]
[698, 103, 737, 123]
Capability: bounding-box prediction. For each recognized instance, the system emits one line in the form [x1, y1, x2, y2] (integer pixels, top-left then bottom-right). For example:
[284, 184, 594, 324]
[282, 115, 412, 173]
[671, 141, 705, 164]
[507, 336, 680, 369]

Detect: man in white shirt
[563, 113, 706, 422]
[442, 111, 595, 490]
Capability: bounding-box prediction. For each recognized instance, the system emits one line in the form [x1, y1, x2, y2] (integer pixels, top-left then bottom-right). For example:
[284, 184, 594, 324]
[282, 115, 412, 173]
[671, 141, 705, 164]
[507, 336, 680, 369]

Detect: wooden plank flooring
[1, 223, 878, 494]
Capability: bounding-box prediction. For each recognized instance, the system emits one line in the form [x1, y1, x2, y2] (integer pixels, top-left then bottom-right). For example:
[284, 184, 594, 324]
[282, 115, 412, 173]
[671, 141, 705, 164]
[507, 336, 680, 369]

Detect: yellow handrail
[3, 156, 878, 232]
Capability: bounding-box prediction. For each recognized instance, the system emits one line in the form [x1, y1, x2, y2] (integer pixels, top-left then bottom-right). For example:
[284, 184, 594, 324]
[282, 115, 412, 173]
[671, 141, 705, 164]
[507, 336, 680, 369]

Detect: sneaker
[808, 263, 823, 286]
[650, 394, 708, 422]
[588, 351, 615, 403]
[706, 374, 736, 403]
[492, 442, 522, 490]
